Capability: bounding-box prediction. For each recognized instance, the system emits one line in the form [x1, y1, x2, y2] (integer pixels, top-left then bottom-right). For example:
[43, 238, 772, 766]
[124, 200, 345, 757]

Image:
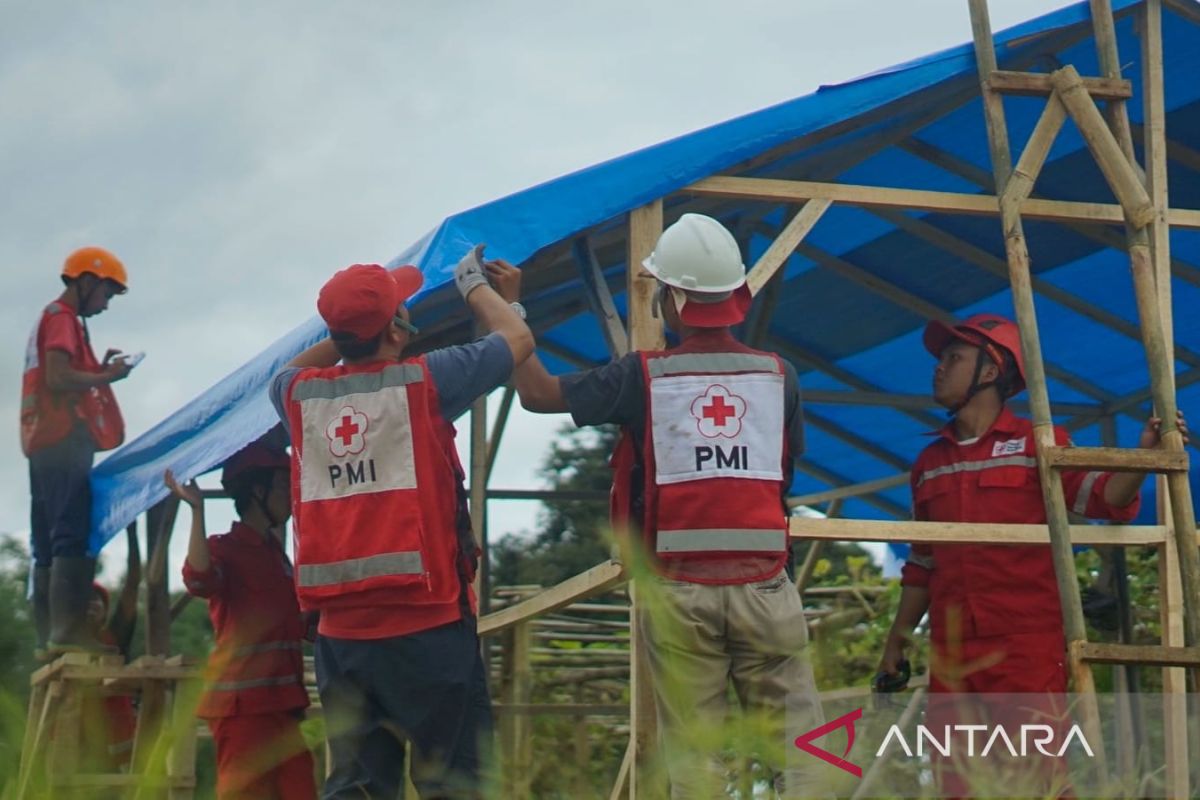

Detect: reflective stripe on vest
[656, 528, 787, 554]
[292, 363, 424, 401]
[208, 674, 302, 693]
[297, 551, 424, 588]
[231, 640, 303, 658]
[646, 352, 781, 378]
[915, 455, 1037, 487]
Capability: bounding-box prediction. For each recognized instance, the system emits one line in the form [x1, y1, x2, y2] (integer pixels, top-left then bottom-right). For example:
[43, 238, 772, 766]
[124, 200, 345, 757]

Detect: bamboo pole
[1049, 65, 1155, 227]
[625, 200, 663, 800]
[1089, 0, 1200, 659]
[967, 0, 1107, 777]
[1158, 533, 1188, 797]
[999, 94, 1065, 212]
[470, 394, 488, 607]
[744, 198, 831, 295]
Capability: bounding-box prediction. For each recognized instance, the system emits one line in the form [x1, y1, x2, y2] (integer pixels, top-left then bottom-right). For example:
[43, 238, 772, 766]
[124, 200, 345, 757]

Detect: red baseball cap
[222, 441, 291, 490]
[317, 264, 424, 341]
[676, 284, 753, 328]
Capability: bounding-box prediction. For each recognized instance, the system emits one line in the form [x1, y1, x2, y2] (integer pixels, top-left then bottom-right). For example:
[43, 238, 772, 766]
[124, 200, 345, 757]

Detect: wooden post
[626, 200, 663, 799]
[967, 0, 1107, 776]
[470, 394, 488, 607]
[145, 498, 180, 657]
[744, 198, 831, 296]
[576, 237, 630, 358]
[500, 622, 532, 799]
[1090, 0, 1200, 659]
[1157, 533, 1188, 797]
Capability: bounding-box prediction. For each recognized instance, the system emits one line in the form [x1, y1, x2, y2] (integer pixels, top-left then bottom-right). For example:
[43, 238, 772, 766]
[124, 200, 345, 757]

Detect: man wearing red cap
[876, 314, 1187, 793]
[268, 251, 531, 798]
[509, 214, 825, 798]
[167, 439, 314, 799]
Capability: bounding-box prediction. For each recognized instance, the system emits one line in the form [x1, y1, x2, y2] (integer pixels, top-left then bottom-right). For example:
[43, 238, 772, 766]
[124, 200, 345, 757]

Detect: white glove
[454, 244, 490, 299]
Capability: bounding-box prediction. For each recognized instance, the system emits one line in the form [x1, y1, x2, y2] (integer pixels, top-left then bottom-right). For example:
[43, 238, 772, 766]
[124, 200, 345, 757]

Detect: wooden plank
[626, 201, 664, 352]
[745, 198, 831, 295]
[1073, 641, 1200, 668]
[608, 739, 634, 800]
[575, 237, 629, 357]
[987, 69, 1131, 100]
[478, 560, 626, 636]
[1050, 65, 1155, 228]
[688, 175, 1137, 224]
[485, 385, 515, 485]
[788, 517, 1170, 546]
[1044, 444, 1189, 473]
[145, 496, 180, 656]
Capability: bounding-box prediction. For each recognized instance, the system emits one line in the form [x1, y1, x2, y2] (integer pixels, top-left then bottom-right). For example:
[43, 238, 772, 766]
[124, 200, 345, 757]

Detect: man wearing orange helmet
[21, 246, 139, 651]
[166, 440, 315, 799]
[876, 313, 1187, 791]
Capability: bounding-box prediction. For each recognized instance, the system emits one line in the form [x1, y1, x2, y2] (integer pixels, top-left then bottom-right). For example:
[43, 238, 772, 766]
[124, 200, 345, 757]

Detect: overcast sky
[0, 0, 1064, 588]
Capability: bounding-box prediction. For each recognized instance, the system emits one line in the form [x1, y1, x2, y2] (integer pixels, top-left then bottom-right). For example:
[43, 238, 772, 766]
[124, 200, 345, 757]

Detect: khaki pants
[637, 573, 827, 799]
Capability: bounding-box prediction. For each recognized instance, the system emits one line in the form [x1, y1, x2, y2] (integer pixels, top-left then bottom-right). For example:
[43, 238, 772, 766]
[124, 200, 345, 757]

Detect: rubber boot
[32, 566, 51, 659]
[48, 556, 99, 651]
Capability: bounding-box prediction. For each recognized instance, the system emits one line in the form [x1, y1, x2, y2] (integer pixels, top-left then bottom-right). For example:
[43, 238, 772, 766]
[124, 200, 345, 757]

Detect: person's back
[271, 256, 532, 798]
[511, 214, 827, 798]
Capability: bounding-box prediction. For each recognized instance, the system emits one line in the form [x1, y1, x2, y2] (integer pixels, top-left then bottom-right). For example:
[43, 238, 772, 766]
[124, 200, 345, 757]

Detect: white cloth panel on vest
[649, 372, 785, 485]
[296, 364, 423, 502]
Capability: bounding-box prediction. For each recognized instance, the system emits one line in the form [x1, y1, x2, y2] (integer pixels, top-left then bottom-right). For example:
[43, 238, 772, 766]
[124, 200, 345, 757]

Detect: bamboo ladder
[967, 0, 1200, 783]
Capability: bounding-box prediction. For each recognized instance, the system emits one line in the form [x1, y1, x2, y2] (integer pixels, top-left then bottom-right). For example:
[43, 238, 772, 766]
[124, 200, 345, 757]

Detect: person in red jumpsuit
[167, 440, 315, 799]
[877, 313, 1187, 796]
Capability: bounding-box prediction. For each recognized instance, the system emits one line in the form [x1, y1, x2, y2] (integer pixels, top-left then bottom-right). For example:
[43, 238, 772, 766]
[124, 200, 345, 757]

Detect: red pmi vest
[632, 349, 790, 566]
[286, 357, 466, 613]
[20, 302, 124, 455]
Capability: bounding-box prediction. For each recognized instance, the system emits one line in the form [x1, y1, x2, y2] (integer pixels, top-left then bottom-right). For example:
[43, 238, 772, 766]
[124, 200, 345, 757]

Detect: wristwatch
[509, 302, 527, 320]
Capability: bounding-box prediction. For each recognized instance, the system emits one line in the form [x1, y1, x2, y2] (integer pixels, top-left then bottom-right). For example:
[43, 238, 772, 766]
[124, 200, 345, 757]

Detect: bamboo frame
[685, 174, 1200, 228]
[744, 198, 831, 295]
[967, 1, 1109, 773]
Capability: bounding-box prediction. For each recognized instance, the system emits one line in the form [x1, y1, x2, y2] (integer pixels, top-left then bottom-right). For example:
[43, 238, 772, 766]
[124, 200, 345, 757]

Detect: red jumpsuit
[183, 522, 314, 799]
[901, 408, 1139, 796]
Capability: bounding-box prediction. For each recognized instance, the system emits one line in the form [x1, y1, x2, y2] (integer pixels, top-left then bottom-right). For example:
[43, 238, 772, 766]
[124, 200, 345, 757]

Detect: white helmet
[642, 213, 746, 294]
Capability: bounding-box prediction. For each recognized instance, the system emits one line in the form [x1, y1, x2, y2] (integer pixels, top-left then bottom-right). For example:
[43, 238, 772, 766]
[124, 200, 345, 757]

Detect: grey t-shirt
[269, 332, 514, 435]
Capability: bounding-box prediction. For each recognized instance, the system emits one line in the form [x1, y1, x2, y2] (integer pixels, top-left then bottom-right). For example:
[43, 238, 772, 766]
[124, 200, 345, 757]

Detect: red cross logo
[326, 406, 368, 457]
[702, 395, 737, 427]
[690, 384, 747, 439]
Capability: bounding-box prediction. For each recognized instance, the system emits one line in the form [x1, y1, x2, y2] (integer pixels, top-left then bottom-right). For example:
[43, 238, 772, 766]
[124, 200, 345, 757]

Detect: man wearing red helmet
[878, 313, 1187, 699]
[269, 250, 531, 799]
[167, 440, 315, 799]
[22, 246, 140, 652]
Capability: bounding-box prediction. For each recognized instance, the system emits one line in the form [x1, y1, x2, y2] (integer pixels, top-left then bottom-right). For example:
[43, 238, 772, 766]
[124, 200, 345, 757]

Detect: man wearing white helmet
[503, 213, 825, 798]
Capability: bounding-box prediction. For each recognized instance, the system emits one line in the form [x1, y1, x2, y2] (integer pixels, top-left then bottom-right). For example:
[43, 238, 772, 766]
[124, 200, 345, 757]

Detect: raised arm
[165, 471, 211, 575]
[457, 248, 532, 365]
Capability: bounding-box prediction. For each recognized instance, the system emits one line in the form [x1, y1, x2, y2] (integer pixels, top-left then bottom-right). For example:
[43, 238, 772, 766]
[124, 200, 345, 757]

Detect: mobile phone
[122, 352, 146, 368]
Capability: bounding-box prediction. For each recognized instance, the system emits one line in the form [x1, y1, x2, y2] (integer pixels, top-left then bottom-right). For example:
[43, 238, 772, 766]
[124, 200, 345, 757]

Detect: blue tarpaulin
[90, 0, 1200, 554]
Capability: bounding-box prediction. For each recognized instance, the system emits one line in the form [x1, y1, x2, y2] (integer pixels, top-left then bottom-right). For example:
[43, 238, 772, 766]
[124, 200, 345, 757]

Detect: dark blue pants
[28, 425, 96, 567]
[315, 618, 493, 799]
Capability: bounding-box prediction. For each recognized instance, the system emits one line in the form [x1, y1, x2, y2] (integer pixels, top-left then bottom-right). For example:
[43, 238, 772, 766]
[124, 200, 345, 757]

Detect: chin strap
[946, 348, 1005, 418]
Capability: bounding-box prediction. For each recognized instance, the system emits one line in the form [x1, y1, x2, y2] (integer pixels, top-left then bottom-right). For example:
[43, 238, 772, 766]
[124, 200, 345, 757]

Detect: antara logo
[326, 405, 368, 457]
[793, 708, 1095, 779]
[690, 384, 747, 439]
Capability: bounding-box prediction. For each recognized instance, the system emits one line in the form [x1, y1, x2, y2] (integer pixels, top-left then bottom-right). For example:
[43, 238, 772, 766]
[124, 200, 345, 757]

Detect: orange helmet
[924, 313, 1025, 396]
[62, 247, 128, 293]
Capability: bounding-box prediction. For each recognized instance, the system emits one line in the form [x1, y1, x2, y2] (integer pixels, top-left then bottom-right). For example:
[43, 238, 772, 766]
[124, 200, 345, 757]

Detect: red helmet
[221, 441, 290, 491]
[923, 313, 1025, 396]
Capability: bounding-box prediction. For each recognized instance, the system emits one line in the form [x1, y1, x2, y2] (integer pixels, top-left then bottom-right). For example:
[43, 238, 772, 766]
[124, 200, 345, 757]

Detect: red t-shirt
[901, 407, 1139, 641]
[182, 523, 310, 718]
